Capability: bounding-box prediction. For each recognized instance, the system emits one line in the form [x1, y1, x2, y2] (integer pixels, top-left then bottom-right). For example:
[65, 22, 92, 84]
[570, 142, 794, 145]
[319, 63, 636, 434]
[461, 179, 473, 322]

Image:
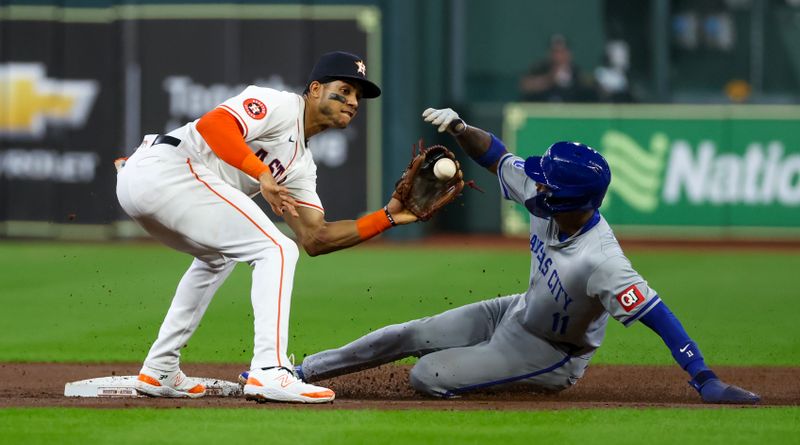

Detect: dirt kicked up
[1, 363, 797, 410]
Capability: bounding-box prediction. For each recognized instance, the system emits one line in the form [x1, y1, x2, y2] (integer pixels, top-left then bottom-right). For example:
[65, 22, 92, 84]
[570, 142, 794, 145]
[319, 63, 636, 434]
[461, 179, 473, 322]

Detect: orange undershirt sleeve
[195, 108, 270, 179]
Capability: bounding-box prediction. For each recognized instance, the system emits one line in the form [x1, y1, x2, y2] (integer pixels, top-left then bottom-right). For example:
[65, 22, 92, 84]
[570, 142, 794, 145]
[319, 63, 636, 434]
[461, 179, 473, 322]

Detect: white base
[64, 376, 242, 398]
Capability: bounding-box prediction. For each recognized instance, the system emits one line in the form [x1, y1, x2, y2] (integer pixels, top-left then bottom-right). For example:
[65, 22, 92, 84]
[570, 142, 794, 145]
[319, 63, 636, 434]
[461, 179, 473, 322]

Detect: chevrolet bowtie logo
[0, 63, 99, 138]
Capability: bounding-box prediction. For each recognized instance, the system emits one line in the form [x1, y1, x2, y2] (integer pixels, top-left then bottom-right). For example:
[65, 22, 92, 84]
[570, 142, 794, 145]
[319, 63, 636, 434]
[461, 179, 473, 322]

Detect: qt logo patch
[243, 98, 267, 120]
[616, 285, 644, 312]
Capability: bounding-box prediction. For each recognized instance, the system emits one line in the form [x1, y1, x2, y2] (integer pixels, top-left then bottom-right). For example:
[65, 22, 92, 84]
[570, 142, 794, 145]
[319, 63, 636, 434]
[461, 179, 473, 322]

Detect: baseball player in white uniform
[116, 51, 418, 403]
[292, 108, 760, 404]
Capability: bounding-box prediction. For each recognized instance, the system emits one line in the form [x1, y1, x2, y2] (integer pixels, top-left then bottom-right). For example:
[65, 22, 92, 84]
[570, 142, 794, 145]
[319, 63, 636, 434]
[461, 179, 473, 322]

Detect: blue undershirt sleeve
[639, 301, 710, 378]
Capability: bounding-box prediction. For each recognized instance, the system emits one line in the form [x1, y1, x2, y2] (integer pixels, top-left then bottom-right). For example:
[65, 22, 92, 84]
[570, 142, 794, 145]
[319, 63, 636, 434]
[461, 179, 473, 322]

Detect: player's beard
[319, 99, 355, 129]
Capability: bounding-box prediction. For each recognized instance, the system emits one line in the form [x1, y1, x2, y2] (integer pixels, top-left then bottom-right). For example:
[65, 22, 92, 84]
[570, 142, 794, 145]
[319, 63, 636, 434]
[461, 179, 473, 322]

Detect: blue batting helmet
[522, 141, 611, 218]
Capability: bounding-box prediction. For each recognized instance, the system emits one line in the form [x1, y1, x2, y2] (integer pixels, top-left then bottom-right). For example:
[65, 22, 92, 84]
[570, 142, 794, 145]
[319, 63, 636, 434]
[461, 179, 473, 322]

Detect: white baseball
[433, 158, 457, 180]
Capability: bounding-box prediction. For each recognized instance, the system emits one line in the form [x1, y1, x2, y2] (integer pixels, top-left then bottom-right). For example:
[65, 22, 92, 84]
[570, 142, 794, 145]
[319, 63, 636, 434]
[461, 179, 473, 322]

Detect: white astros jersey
[117, 85, 323, 373]
[170, 86, 323, 213]
[496, 153, 661, 354]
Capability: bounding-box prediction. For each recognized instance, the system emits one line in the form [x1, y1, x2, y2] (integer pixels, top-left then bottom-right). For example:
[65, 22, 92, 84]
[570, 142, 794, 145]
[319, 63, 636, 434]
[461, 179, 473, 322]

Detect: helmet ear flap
[524, 194, 554, 218]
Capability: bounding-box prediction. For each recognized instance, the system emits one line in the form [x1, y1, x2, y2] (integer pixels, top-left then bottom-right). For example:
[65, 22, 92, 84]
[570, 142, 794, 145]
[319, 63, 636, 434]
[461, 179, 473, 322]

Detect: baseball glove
[393, 140, 464, 221]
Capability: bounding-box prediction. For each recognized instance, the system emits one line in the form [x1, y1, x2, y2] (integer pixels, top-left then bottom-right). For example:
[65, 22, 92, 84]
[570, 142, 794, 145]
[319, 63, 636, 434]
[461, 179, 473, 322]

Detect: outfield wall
[3, 3, 800, 240]
[0, 4, 382, 238]
[502, 103, 800, 239]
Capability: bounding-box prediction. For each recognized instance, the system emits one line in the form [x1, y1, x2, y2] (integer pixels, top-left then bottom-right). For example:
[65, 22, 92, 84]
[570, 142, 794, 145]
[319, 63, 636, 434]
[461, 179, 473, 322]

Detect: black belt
[153, 134, 181, 147]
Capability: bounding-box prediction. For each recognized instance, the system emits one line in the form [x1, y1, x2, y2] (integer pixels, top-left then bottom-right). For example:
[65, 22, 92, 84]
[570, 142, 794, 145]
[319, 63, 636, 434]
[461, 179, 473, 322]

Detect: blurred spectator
[724, 79, 751, 103]
[594, 40, 635, 102]
[519, 34, 596, 102]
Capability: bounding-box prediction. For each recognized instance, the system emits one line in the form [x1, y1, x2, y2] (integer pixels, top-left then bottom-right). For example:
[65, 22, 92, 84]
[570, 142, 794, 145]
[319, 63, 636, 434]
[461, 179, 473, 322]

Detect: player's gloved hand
[689, 371, 760, 404]
[422, 108, 466, 134]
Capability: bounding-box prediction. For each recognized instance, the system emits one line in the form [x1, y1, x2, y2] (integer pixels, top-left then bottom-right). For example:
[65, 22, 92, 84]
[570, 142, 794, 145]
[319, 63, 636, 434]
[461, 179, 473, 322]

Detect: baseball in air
[433, 158, 457, 180]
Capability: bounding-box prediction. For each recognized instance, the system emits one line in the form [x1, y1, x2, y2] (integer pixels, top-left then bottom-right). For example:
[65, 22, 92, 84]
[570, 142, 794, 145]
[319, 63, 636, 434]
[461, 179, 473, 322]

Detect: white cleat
[134, 366, 206, 398]
[244, 367, 335, 404]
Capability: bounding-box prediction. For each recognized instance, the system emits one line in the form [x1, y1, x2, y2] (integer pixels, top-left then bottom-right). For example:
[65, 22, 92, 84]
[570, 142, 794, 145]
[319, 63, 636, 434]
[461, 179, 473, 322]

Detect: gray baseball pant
[301, 294, 592, 397]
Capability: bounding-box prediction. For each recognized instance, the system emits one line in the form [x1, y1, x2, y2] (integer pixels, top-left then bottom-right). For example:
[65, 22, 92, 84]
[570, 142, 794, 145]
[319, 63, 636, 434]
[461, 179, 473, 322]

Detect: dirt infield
[1, 363, 796, 410]
[403, 234, 800, 252]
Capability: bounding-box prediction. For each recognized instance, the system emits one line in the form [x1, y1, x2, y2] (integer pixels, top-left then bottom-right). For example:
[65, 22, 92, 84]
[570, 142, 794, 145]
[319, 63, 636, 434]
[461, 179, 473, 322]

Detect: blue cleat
[690, 371, 760, 404]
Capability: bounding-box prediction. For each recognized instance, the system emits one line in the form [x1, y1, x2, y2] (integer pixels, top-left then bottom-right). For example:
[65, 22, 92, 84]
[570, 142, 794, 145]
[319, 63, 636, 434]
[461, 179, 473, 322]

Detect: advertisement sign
[0, 4, 381, 236]
[502, 104, 800, 237]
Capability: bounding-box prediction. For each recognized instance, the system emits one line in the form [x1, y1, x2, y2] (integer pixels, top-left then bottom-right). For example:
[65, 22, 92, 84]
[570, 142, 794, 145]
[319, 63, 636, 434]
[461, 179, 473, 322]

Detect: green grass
[1, 241, 799, 366]
[2, 241, 798, 444]
[1, 407, 798, 445]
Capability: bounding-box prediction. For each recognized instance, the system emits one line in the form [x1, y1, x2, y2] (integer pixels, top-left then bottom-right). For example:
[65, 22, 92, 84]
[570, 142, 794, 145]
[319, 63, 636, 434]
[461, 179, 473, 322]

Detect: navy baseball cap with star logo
[305, 51, 381, 99]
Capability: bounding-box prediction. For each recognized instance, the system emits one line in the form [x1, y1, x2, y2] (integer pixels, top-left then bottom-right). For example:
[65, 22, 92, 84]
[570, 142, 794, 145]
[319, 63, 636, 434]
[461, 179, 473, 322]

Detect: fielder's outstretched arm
[197, 108, 418, 257]
[422, 108, 508, 174]
[283, 197, 416, 257]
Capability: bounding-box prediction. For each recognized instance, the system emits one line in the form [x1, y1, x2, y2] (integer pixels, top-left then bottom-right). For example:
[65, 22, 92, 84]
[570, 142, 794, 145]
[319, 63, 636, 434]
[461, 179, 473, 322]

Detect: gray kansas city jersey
[497, 153, 661, 354]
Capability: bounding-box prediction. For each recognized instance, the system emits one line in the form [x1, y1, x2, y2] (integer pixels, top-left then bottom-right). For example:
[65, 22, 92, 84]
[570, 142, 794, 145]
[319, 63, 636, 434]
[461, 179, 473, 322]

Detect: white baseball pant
[116, 137, 298, 372]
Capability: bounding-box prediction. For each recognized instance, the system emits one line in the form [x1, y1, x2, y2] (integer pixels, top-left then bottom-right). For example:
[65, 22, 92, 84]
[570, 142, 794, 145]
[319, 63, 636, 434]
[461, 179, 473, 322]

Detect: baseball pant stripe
[442, 355, 571, 397]
[186, 158, 286, 367]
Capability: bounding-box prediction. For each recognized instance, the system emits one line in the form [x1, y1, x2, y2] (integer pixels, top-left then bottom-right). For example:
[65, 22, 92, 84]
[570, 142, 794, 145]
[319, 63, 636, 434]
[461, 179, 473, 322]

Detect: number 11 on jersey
[551, 312, 570, 335]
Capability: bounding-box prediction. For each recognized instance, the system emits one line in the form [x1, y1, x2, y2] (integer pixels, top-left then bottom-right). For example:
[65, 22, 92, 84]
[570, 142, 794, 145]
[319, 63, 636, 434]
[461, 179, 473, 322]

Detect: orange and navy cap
[305, 51, 381, 99]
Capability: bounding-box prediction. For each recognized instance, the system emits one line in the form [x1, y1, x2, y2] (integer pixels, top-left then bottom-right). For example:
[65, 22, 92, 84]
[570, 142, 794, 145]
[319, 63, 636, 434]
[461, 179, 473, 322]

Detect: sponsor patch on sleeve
[243, 98, 267, 120]
[616, 285, 645, 312]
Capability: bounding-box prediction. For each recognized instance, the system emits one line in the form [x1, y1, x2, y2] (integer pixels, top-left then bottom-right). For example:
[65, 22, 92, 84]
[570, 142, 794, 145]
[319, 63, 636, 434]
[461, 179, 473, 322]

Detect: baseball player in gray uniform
[290, 107, 760, 404]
